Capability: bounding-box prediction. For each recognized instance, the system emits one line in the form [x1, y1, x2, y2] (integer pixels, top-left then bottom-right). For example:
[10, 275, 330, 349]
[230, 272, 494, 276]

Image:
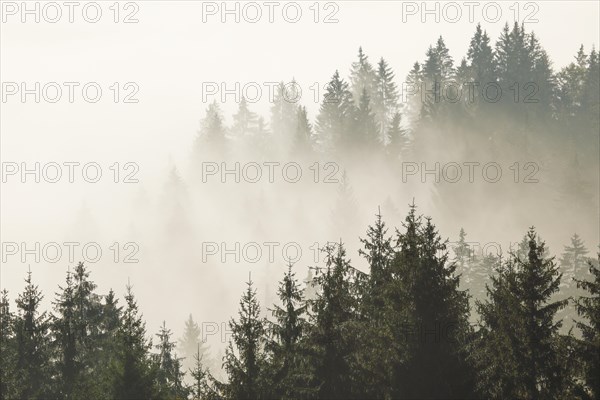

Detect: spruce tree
[356, 211, 398, 399]
[575, 255, 600, 399]
[359, 209, 395, 310]
[476, 229, 571, 399]
[13, 269, 53, 399]
[179, 314, 209, 380]
[394, 208, 475, 399]
[474, 258, 524, 399]
[421, 36, 455, 119]
[558, 234, 590, 330]
[96, 289, 122, 398]
[518, 229, 570, 399]
[195, 101, 228, 157]
[52, 268, 79, 399]
[232, 96, 258, 138]
[315, 70, 355, 153]
[353, 88, 380, 150]
[373, 57, 400, 143]
[386, 112, 408, 161]
[271, 80, 299, 153]
[292, 105, 313, 156]
[349, 47, 377, 106]
[556, 45, 588, 123]
[467, 23, 496, 114]
[154, 321, 188, 399]
[0, 289, 17, 399]
[305, 242, 360, 399]
[405, 62, 424, 126]
[189, 344, 218, 400]
[266, 263, 308, 398]
[113, 283, 155, 399]
[223, 276, 267, 400]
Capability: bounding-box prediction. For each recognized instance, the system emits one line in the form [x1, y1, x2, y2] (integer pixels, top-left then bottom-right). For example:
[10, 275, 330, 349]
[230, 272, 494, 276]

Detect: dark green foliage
[475, 229, 572, 399]
[304, 242, 360, 399]
[575, 255, 600, 399]
[222, 277, 268, 400]
[0, 28, 598, 398]
[112, 283, 156, 400]
[13, 269, 53, 399]
[189, 344, 218, 400]
[0, 205, 597, 399]
[265, 263, 308, 399]
[154, 321, 188, 399]
[393, 206, 475, 399]
[0, 290, 17, 399]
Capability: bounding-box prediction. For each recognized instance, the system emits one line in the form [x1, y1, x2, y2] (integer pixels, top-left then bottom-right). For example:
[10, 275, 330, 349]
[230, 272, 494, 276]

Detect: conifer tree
[113, 283, 155, 399]
[232, 96, 258, 138]
[575, 255, 600, 399]
[223, 276, 267, 400]
[453, 228, 472, 273]
[266, 263, 308, 398]
[52, 268, 79, 399]
[13, 269, 53, 399]
[0, 289, 17, 399]
[518, 229, 570, 399]
[271, 81, 299, 153]
[556, 45, 588, 122]
[349, 47, 377, 106]
[582, 47, 600, 139]
[189, 343, 218, 400]
[353, 88, 380, 149]
[179, 314, 209, 379]
[359, 209, 395, 310]
[421, 36, 455, 119]
[558, 234, 590, 330]
[474, 258, 524, 399]
[386, 112, 408, 161]
[476, 229, 571, 399]
[394, 208, 475, 399]
[154, 321, 188, 399]
[467, 23, 496, 113]
[356, 211, 398, 399]
[315, 71, 355, 152]
[405, 62, 424, 127]
[292, 105, 313, 156]
[373, 57, 400, 143]
[96, 289, 122, 397]
[528, 32, 555, 117]
[305, 242, 362, 398]
[195, 101, 228, 157]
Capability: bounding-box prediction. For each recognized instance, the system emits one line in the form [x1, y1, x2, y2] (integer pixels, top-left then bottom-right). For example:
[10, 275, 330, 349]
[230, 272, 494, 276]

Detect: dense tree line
[1, 205, 598, 399]
[2, 21, 597, 400]
[194, 22, 598, 164]
[191, 21, 599, 226]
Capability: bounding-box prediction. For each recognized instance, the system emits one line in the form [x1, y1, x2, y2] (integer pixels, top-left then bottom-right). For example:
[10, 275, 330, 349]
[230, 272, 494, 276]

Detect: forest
[1, 21, 599, 399]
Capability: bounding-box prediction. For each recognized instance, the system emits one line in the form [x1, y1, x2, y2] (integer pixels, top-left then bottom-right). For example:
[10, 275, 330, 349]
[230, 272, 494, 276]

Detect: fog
[1, 1, 599, 382]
